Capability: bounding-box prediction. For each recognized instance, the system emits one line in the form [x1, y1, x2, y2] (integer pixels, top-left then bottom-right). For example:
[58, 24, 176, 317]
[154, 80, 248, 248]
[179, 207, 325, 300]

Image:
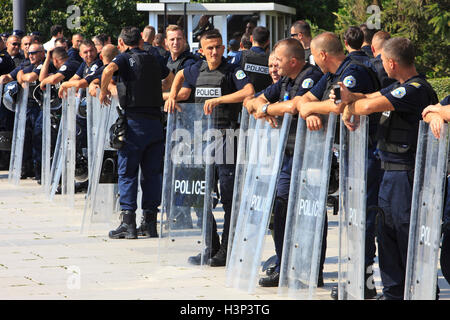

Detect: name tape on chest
[195, 87, 222, 98]
[244, 63, 269, 75]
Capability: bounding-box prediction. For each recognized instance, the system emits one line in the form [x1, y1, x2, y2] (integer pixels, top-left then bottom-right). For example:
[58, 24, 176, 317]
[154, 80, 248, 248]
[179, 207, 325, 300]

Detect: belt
[381, 161, 413, 171]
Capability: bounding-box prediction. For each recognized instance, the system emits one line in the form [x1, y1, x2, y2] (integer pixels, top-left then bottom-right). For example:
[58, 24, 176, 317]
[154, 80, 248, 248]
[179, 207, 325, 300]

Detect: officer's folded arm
[99, 62, 118, 105]
[89, 80, 100, 97]
[347, 94, 393, 116]
[204, 83, 255, 115]
[40, 73, 64, 90]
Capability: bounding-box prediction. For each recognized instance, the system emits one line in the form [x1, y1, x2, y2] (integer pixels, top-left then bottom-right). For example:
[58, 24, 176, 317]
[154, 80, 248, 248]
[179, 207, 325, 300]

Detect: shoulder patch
[391, 87, 406, 99]
[302, 78, 314, 89]
[59, 65, 67, 72]
[409, 82, 421, 88]
[235, 70, 246, 80]
[343, 75, 356, 88]
[90, 64, 98, 72]
[36, 64, 42, 70]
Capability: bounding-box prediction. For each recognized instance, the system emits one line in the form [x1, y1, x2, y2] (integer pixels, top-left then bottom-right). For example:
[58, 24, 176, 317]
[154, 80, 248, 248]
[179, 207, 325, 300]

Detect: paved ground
[0, 171, 448, 301]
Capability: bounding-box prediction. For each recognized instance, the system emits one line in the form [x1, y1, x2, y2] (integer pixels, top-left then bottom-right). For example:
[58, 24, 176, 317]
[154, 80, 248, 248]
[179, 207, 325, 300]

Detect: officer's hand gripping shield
[41, 84, 52, 195]
[226, 107, 257, 265]
[226, 113, 292, 293]
[404, 121, 449, 300]
[8, 83, 29, 185]
[81, 94, 120, 233]
[278, 113, 337, 299]
[338, 115, 368, 300]
[158, 103, 216, 266]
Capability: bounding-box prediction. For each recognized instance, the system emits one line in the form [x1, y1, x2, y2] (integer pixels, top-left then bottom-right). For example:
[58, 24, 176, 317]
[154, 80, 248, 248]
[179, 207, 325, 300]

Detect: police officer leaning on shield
[421, 94, 450, 288]
[99, 26, 174, 240]
[330, 37, 440, 300]
[244, 38, 324, 287]
[164, 29, 254, 267]
[296, 32, 381, 299]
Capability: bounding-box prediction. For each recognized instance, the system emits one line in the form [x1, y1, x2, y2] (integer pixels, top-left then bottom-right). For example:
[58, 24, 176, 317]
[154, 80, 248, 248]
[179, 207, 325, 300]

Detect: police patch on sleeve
[343, 75, 356, 88]
[59, 65, 67, 72]
[302, 78, 314, 89]
[235, 70, 246, 80]
[391, 87, 406, 99]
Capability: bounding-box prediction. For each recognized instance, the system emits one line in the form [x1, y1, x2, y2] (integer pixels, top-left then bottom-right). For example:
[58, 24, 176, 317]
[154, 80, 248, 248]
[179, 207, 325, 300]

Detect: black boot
[137, 210, 158, 238]
[208, 234, 229, 267]
[109, 210, 137, 239]
[188, 247, 219, 265]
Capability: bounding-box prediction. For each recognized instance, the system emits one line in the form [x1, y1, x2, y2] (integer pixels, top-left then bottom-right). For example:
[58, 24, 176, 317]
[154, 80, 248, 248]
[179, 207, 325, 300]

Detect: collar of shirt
[250, 46, 266, 54]
[168, 49, 190, 63]
[348, 50, 367, 58]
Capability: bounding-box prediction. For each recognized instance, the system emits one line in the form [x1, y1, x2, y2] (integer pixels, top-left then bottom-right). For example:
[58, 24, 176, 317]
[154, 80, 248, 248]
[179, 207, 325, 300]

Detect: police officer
[39, 47, 81, 90]
[297, 32, 381, 299]
[290, 20, 314, 65]
[85, 45, 120, 98]
[6, 35, 25, 68]
[335, 37, 439, 300]
[421, 94, 450, 286]
[359, 24, 376, 59]
[239, 26, 272, 93]
[99, 26, 173, 239]
[68, 34, 84, 64]
[244, 38, 324, 287]
[165, 29, 254, 266]
[370, 31, 396, 89]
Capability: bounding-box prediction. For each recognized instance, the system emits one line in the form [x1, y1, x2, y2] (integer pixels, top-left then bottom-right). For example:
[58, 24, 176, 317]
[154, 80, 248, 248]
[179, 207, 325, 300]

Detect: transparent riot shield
[48, 102, 64, 200]
[8, 83, 29, 185]
[41, 84, 51, 195]
[226, 113, 292, 293]
[226, 107, 257, 265]
[81, 95, 120, 233]
[338, 115, 368, 300]
[158, 103, 216, 266]
[404, 121, 449, 300]
[61, 87, 77, 207]
[278, 113, 337, 300]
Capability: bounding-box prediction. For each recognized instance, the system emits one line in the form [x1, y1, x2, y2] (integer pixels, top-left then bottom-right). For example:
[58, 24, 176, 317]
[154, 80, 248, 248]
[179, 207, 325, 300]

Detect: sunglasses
[11, 42, 20, 46]
[290, 33, 298, 37]
[28, 51, 43, 55]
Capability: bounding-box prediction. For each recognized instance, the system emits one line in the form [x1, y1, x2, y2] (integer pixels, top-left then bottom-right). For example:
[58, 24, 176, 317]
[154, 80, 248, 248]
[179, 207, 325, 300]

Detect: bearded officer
[335, 37, 439, 300]
[165, 29, 254, 267]
[99, 26, 173, 239]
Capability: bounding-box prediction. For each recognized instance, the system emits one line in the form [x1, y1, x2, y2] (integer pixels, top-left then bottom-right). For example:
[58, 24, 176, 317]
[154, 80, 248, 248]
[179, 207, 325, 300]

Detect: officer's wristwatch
[261, 103, 269, 115]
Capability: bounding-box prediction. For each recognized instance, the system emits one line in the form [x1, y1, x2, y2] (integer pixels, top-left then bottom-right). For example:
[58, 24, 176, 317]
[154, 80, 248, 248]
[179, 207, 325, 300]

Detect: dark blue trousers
[377, 170, 413, 299]
[118, 118, 164, 212]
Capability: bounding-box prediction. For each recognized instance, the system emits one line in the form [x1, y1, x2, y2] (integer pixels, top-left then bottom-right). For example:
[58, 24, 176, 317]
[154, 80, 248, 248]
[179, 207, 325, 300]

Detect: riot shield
[8, 83, 29, 185]
[41, 84, 51, 195]
[226, 113, 292, 293]
[158, 103, 216, 266]
[278, 113, 337, 299]
[48, 103, 64, 200]
[404, 121, 449, 300]
[226, 107, 256, 265]
[338, 115, 368, 300]
[81, 95, 120, 233]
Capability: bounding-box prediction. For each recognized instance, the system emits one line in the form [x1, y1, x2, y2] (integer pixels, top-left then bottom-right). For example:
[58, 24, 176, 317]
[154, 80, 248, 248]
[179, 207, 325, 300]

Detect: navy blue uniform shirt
[56, 58, 81, 80]
[0, 52, 15, 75]
[75, 58, 103, 79]
[182, 57, 250, 91]
[167, 49, 198, 74]
[441, 95, 450, 106]
[68, 47, 83, 64]
[379, 74, 436, 164]
[9, 58, 31, 80]
[231, 46, 266, 66]
[262, 64, 323, 103]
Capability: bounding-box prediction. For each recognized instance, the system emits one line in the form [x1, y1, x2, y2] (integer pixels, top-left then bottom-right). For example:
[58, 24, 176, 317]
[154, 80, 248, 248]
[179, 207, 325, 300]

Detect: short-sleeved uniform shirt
[166, 49, 198, 75]
[379, 74, 436, 164]
[0, 52, 15, 76]
[68, 47, 83, 64]
[9, 58, 31, 80]
[75, 58, 103, 79]
[441, 95, 450, 106]
[55, 58, 81, 80]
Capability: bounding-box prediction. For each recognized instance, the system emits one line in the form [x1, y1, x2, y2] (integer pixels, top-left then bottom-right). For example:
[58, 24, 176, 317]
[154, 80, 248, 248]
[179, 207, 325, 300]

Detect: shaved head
[311, 32, 343, 56]
[101, 44, 119, 63]
[372, 31, 391, 52]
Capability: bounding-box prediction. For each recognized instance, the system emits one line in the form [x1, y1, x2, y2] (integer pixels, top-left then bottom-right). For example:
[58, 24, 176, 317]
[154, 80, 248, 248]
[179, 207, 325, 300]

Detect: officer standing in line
[343, 26, 374, 67]
[334, 37, 440, 300]
[239, 26, 272, 94]
[68, 34, 84, 64]
[296, 32, 380, 299]
[165, 29, 255, 266]
[421, 94, 450, 286]
[6, 35, 25, 68]
[0, 39, 16, 170]
[359, 24, 376, 59]
[290, 20, 315, 65]
[370, 31, 396, 89]
[39, 47, 81, 90]
[244, 38, 324, 287]
[99, 26, 173, 240]
[85, 45, 120, 98]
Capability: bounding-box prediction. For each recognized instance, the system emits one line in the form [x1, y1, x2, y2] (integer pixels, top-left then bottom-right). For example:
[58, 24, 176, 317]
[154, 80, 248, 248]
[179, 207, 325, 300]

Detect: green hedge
[429, 77, 450, 102]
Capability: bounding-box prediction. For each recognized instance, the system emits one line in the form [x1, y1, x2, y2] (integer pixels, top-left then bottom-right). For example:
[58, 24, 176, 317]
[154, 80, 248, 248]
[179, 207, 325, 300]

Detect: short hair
[291, 20, 312, 38]
[273, 38, 305, 62]
[252, 26, 270, 45]
[80, 39, 96, 49]
[240, 33, 252, 49]
[312, 32, 344, 56]
[200, 29, 222, 43]
[101, 44, 119, 62]
[166, 24, 184, 35]
[118, 27, 141, 46]
[143, 25, 156, 41]
[30, 35, 41, 44]
[359, 24, 377, 44]
[72, 33, 83, 40]
[344, 26, 364, 50]
[52, 46, 68, 60]
[50, 25, 63, 37]
[54, 37, 67, 46]
[373, 30, 391, 44]
[382, 37, 415, 66]
[7, 35, 20, 44]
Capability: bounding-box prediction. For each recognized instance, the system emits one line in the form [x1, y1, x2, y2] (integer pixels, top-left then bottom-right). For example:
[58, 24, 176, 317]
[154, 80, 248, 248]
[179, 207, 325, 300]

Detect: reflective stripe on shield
[158, 103, 215, 266]
[8, 83, 29, 185]
[278, 113, 336, 299]
[41, 84, 51, 195]
[226, 113, 292, 293]
[338, 115, 368, 300]
[404, 121, 449, 300]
